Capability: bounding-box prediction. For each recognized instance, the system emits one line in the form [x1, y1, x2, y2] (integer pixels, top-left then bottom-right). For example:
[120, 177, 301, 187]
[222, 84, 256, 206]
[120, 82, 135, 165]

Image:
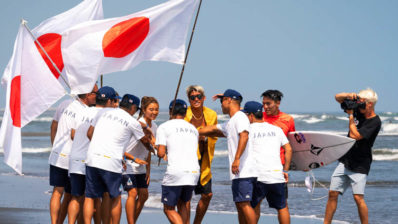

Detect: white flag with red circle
[62, 0, 199, 94]
[0, 0, 103, 174]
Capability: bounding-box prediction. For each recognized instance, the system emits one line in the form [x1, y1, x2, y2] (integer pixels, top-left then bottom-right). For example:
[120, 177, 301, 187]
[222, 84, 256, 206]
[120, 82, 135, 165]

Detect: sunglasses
[189, 94, 203, 101]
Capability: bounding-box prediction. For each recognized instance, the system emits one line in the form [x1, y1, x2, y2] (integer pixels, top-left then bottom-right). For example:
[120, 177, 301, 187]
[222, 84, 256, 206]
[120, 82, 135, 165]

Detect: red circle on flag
[35, 33, 64, 79]
[102, 17, 150, 58]
[10, 76, 21, 128]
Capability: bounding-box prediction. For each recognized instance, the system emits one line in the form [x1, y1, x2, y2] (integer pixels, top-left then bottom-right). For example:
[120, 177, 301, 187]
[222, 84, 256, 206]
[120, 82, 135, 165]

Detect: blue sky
[0, 0, 397, 113]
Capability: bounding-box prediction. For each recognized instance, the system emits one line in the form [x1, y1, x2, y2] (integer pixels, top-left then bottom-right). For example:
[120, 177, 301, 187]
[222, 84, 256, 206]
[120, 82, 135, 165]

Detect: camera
[340, 99, 366, 111]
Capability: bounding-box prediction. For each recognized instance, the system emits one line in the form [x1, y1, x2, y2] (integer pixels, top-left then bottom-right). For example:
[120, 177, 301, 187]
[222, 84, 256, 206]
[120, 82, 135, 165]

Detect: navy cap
[241, 101, 263, 113]
[217, 89, 243, 101]
[97, 86, 121, 100]
[121, 94, 140, 109]
[169, 99, 187, 109]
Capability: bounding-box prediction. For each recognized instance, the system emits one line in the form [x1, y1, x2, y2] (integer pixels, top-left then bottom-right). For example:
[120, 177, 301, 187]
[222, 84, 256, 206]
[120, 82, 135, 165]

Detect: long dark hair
[138, 96, 159, 120]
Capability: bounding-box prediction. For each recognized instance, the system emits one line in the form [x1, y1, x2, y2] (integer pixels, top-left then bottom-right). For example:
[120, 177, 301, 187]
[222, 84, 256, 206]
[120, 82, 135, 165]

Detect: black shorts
[70, 173, 86, 197]
[161, 185, 195, 206]
[194, 179, 212, 195]
[122, 174, 148, 190]
[284, 183, 288, 199]
[49, 165, 71, 193]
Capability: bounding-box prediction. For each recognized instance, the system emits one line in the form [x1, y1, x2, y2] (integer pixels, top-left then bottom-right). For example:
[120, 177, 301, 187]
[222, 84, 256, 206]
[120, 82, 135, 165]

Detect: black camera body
[340, 99, 366, 111]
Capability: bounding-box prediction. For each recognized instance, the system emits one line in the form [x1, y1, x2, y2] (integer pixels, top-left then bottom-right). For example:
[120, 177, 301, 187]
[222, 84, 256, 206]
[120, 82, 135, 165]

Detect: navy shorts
[70, 173, 86, 197]
[122, 174, 148, 190]
[195, 179, 212, 195]
[85, 166, 122, 199]
[49, 165, 71, 193]
[161, 185, 195, 206]
[231, 177, 256, 202]
[251, 182, 286, 210]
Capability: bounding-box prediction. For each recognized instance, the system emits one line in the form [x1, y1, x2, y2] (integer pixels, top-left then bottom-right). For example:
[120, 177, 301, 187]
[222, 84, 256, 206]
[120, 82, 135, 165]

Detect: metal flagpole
[21, 19, 71, 90]
[159, 0, 204, 165]
[100, 75, 103, 87]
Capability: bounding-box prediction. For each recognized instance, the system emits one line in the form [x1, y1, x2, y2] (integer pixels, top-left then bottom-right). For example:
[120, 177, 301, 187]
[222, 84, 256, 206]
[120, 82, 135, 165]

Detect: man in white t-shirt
[48, 85, 98, 224]
[67, 86, 120, 224]
[51, 98, 73, 145]
[199, 89, 257, 224]
[242, 101, 292, 224]
[156, 99, 200, 224]
[83, 94, 148, 224]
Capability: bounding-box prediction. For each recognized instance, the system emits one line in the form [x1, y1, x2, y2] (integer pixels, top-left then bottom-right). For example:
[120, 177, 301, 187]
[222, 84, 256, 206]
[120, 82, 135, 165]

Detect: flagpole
[21, 19, 71, 90]
[160, 0, 203, 166]
[170, 0, 203, 114]
[100, 75, 103, 87]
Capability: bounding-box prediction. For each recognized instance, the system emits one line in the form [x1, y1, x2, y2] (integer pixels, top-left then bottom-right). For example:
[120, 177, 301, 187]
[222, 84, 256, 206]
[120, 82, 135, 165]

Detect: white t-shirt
[53, 99, 73, 122]
[124, 117, 158, 174]
[49, 99, 88, 169]
[86, 108, 145, 173]
[156, 119, 200, 186]
[248, 122, 289, 184]
[217, 111, 257, 180]
[69, 107, 102, 175]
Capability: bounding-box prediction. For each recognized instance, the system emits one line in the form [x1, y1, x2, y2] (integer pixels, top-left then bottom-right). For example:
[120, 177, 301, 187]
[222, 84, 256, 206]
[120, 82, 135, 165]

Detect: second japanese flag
[62, 0, 199, 94]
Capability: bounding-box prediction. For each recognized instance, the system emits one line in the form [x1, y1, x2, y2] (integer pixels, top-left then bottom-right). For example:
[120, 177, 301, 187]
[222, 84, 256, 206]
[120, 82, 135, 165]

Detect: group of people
[48, 84, 381, 224]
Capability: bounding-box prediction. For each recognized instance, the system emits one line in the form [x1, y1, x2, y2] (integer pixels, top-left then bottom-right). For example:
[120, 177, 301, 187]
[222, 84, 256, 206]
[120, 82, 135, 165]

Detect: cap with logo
[169, 99, 187, 109]
[121, 94, 140, 109]
[97, 86, 121, 100]
[217, 89, 243, 101]
[241, 101, 263, 114]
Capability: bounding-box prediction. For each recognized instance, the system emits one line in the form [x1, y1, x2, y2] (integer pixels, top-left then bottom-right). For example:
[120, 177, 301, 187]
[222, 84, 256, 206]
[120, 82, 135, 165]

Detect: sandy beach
[0, 171, 330, 224]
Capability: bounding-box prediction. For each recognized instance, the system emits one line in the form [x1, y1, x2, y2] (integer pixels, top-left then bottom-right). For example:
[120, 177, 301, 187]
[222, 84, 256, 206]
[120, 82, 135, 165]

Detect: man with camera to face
[324, 88, 381, 224]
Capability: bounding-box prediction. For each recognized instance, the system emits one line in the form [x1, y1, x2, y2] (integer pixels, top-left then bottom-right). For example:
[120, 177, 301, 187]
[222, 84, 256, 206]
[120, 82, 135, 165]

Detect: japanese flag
[62, 0, 199, 94]
[0, 0, 103, 174]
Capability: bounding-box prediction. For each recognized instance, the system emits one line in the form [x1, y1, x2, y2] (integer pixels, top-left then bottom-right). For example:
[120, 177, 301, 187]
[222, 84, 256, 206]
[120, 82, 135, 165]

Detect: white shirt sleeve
[279, 128, 289, 146]
[216, 123, 228, 137]
[235, 114, 250, 134]
[155, 125, 166, 146]
[131, 119, 145, 141]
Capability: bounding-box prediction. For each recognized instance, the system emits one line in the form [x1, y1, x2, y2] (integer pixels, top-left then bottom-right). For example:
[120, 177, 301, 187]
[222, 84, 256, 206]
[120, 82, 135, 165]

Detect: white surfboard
[287, 131, 355, 171]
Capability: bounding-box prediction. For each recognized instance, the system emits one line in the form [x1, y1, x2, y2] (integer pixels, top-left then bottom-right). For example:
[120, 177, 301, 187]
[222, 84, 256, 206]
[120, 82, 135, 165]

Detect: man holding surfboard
[324, 88, 381, 224]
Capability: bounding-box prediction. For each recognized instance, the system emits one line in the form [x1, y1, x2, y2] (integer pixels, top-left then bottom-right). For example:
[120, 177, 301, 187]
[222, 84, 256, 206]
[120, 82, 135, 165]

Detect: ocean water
[1, 109, 397, 224]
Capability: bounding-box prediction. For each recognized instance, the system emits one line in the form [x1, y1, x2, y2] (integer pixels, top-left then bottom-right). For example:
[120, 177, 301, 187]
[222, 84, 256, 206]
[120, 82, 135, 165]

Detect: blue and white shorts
[330, 162, 367, 195]
[231, 177, 257, 202]
[85, 166, 122, 199]
[161, 185, 195, 206]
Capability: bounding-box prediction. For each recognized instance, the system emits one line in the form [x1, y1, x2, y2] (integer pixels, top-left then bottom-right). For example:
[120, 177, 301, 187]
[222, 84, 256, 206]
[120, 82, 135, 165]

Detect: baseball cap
[217, 89, 242, 100]
[169, 99, 187, 109]
[241, 101, 263, 113]
[121, 94, 140, 109]
[97, 86, 121, 100]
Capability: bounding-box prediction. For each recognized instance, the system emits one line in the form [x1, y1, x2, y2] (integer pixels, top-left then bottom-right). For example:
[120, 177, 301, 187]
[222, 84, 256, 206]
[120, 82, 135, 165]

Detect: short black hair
[252, 111, 263, 119]
[169, 104, 187, 116]
[95, 96, 108, 106]
[231, 97, 242, 105]
[261, 90, 283, 102]
[119, 101, 134, 110]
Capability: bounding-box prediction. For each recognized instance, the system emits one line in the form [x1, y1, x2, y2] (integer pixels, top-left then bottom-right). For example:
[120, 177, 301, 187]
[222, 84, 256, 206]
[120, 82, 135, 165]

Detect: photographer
[324, 88, 381, 224]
